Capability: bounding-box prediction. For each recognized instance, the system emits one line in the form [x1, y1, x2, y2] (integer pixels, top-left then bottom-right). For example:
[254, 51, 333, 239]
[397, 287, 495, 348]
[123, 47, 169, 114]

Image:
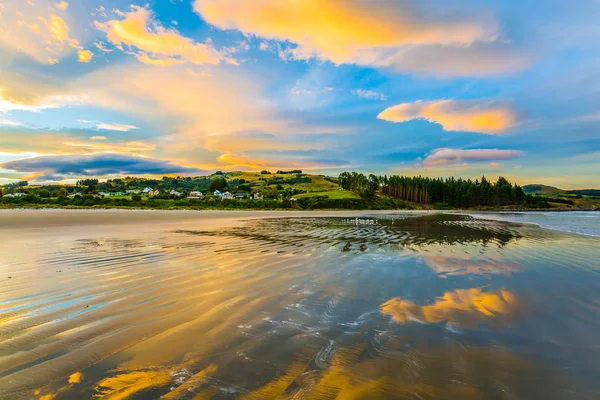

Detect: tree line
[339, 172, 528, 208]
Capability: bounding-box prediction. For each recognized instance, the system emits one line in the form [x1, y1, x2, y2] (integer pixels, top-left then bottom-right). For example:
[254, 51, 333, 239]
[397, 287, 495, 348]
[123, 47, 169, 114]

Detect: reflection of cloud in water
[422, 254, 521, 277]
[92, 364, 217, 400]
[243, 341, 565, 400]
[67, 372, 83, 384]
[381, 288, 520, 328]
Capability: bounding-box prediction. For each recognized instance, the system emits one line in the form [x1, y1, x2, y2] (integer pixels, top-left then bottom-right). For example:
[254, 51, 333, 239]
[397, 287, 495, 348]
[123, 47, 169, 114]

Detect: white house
[142, 187, 153, 193]
[188, 191, 203, 199]
[213, 190, 222, 198]
[253, 193, 263, 200]
[221, 191, 233, 199]
[170, 190, 181, 197]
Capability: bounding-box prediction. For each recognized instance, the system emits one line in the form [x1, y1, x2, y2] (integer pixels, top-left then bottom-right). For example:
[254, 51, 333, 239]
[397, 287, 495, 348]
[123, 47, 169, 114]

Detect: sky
[1, 0, 599, 188]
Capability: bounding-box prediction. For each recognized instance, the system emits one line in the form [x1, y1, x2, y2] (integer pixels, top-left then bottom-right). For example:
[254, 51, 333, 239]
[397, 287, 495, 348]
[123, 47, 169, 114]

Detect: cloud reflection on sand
[380, 288, 521, 328]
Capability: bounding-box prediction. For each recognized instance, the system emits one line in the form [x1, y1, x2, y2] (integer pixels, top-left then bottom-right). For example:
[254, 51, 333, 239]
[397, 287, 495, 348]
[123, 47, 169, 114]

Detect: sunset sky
[1, 0, 599, 188]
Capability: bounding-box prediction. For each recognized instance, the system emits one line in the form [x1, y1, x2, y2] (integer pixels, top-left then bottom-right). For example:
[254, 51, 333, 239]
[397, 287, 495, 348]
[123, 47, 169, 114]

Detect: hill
[523, 184, 600, 209]
[523, 184, 565, 195]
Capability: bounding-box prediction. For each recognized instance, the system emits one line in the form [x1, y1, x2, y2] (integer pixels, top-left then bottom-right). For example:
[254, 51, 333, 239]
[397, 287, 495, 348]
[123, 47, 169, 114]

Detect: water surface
[1, 210, 599, 399]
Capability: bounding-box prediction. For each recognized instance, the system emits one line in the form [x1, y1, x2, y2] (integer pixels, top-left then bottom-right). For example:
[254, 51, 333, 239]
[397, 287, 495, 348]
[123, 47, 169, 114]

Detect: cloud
[55, 1, 69, 12]
[0, 128, 156, 157]
[74, 64, 273, 136]
[77, 49, 94, 63]
[0, 69, 77, 114]
[1, 153, 203, 178]
[78, 120, 139, 132]
[63, 141, 155, 153]
[380, 288, 521, 329]
[351, 89, 386, 100]
[378, 99, 518, 134]
[0, 1, 83, 63]
[0, 118, 22, 127]
[423, 148, 524, 166]
[194, 0, 529, 76]
[95, 6, 237, 66]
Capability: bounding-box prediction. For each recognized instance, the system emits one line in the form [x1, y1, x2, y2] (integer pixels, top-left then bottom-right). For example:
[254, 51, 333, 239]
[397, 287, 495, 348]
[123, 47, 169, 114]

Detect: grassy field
[292, 190, 361, 200]
[223, 172, 340, 192]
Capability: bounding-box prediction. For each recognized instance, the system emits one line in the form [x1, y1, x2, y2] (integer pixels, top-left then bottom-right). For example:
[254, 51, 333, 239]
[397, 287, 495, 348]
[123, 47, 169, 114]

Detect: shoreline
[0, 204, 596, 212]
[0, 208, 431, 230]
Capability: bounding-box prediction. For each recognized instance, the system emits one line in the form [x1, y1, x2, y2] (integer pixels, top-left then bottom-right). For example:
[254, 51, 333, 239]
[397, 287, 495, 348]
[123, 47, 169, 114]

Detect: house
[253, 193, 263, 200]
[213, 190, 222, 198]
[235, 192, 248, 199]
[149, 189, 160, 196]
[188, 191, 203, 199]
[3, 193, 14, 198]
[126, 190, 140, 194]
[142, 187, 153, 193]
[12, 193, 26, 197]
[221, 191, 233, 199]
[170, 190, 181, 197]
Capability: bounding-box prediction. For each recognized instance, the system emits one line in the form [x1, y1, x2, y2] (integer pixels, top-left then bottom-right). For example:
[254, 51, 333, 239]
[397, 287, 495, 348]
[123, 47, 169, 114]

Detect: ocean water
[465, 211, 600, 237]
[1, 210, 599, 399]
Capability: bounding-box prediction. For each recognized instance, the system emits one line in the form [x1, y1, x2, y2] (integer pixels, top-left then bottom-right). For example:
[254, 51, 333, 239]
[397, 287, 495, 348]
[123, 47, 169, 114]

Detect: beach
[1, 210, 599, 399]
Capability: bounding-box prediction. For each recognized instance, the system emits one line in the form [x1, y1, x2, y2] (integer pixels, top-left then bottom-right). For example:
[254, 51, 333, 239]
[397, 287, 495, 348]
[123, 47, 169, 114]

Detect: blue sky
[1, 0, 600, 188]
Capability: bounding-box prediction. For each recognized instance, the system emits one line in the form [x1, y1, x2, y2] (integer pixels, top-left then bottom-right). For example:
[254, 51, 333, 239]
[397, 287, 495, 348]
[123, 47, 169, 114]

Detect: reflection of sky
[3, 212, 600, 398]
[381, 288, 521, 328]
[1, 1, 600, 186]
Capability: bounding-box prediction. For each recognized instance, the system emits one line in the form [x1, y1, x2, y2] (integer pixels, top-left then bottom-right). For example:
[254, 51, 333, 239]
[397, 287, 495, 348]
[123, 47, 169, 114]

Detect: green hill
[523, 184, 565, 196]
[523, 184, 600, 209]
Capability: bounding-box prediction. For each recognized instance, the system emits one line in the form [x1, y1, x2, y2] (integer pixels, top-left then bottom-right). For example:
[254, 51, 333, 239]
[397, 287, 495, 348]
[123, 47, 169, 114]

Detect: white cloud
[78, 120, 139, 132]
[351, 89, 386, 100]
[0, 118, 23, 126]
[423, 148, 524, 166]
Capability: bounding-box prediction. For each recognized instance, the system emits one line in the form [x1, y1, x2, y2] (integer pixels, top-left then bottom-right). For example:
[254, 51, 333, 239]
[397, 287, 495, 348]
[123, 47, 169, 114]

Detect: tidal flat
[1, 210, 599, 399]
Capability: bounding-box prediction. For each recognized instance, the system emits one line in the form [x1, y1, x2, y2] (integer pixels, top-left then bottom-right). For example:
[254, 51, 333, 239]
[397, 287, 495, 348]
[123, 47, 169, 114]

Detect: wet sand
[0, 209, 430, 229]
[1, 210, 599, 399]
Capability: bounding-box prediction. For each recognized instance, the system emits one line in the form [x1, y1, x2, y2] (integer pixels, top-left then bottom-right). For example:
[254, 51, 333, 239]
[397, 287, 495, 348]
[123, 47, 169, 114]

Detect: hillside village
[1, 170, 598, 210]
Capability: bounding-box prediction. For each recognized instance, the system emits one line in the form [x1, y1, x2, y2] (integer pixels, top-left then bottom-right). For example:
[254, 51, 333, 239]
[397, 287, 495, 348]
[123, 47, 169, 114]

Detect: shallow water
[1, 211, 599, 399]
[466, 210, 600, 237]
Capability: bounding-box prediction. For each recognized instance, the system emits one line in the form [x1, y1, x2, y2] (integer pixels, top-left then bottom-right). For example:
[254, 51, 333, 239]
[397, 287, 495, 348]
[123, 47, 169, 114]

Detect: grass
[293, 190, 361, 200]
[220, 172, 339, 192]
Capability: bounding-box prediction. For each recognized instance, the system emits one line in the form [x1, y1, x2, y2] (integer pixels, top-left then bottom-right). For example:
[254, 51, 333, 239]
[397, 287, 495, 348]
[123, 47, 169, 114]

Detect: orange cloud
[55, 2, 69, 12]
[95, 6, 236, 66]
[0, 1, 83, 64]
[194, 0, 529, 76]
[0, 68, 84, 115]
[381, 288, 521, 328]
[378, 100, 518, 134]
[77, 49, 93, 63]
